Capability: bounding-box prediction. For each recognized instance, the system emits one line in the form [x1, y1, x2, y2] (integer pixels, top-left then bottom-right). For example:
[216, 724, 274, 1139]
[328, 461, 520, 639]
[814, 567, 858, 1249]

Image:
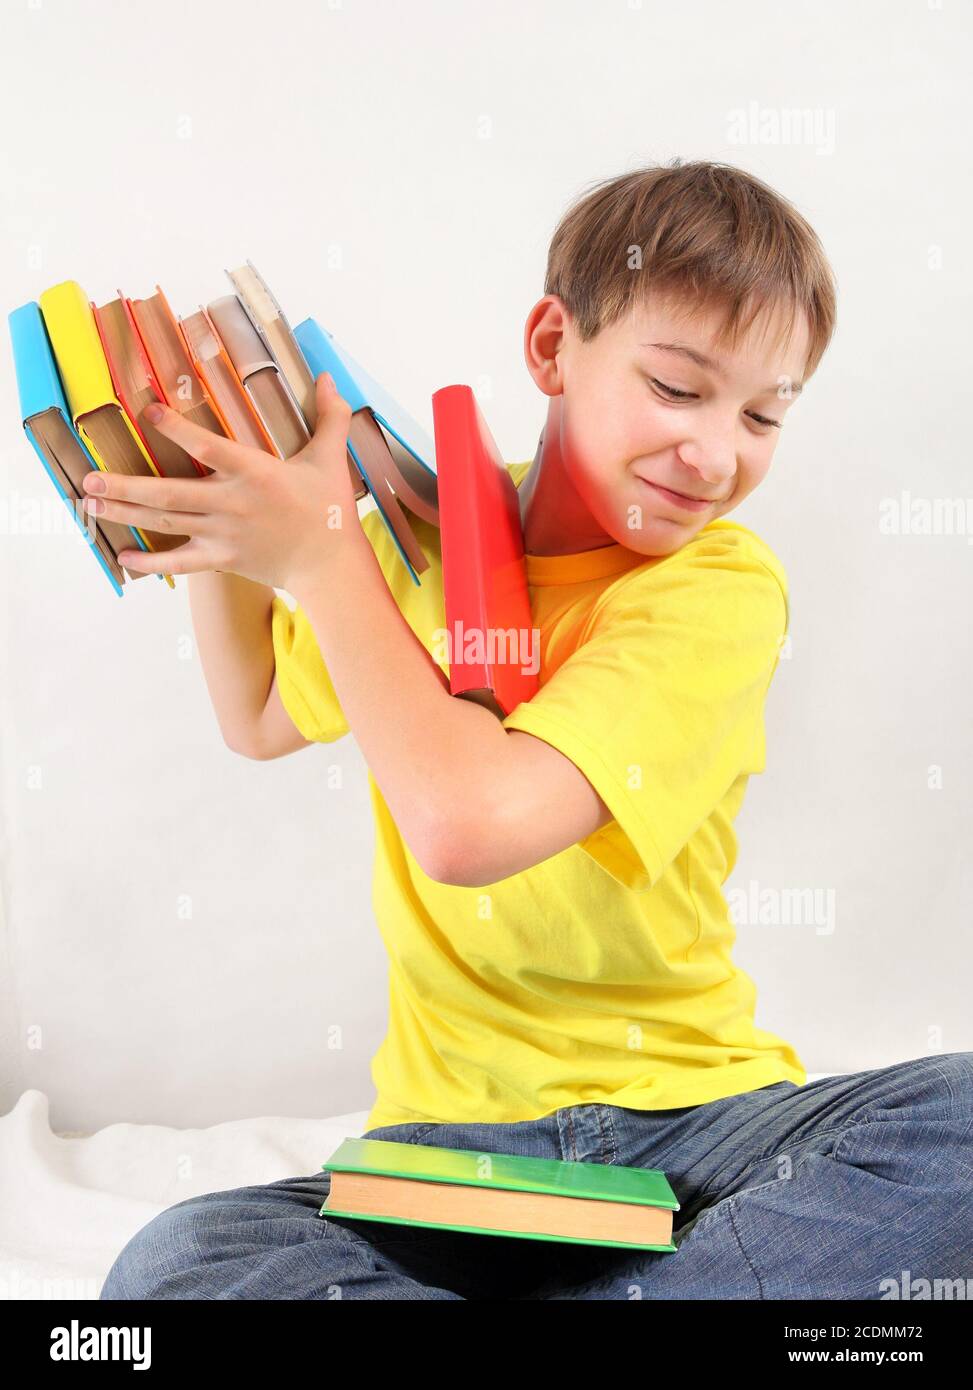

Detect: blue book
[294, 318, 439, 587]
[8, 301, 155, 596]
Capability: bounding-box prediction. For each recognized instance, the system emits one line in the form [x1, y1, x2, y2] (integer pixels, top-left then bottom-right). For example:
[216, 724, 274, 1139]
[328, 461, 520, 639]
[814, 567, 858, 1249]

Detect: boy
[97, 160, 972, 1300]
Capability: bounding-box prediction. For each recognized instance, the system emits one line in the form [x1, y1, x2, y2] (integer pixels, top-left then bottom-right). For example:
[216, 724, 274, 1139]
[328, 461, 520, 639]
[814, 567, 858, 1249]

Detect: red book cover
[432, 384, 538, 718]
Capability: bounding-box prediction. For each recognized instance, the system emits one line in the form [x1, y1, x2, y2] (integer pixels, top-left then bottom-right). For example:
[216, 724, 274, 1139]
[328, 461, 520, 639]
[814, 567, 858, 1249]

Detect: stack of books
[8, 262, 440, 594]
[8, 262, 539, 717]
[321, 1136, 680, 1251]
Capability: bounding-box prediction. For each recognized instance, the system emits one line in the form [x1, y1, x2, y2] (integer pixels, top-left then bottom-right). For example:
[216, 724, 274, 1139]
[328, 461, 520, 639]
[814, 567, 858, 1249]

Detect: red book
[91, 292, 204, 481]
[432, 384, 539, 718]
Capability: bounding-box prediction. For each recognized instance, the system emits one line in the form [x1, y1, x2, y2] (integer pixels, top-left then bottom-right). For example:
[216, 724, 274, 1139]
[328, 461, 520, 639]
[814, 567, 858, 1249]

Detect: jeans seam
[599, 1105, 619, 1164]
[726, 1199, 766, 1299]
[564, 1107, 577, 1162]
[692, 1150, 825, 1297]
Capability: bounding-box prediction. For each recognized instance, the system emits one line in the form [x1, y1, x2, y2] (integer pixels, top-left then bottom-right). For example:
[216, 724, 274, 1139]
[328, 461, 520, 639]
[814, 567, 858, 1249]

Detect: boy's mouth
[635, 476, 715, 514]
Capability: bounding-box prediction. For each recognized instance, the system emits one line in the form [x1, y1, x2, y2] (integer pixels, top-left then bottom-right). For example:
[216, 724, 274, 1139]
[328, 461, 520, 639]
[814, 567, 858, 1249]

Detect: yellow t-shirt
[271, 461, 807, 1131]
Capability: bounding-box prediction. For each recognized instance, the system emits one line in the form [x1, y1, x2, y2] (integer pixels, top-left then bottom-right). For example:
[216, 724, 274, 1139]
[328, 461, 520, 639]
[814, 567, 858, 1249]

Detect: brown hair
[544, 159, 837, 381]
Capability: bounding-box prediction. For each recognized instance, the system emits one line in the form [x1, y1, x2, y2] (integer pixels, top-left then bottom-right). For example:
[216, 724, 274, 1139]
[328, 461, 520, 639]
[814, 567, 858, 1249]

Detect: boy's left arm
[294, 536, 612, 887]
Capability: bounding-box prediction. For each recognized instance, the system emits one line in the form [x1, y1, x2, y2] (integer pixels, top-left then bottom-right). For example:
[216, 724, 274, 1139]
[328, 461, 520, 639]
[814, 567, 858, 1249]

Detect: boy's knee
[934, 1051, 973, 1120]
[100, 1201, 201, 1300]
[872, 1051, 973, 1126]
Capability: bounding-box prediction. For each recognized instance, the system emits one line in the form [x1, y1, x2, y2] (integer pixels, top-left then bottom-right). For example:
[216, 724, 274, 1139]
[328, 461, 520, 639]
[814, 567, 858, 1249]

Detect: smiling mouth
[636, 477, 720, 512]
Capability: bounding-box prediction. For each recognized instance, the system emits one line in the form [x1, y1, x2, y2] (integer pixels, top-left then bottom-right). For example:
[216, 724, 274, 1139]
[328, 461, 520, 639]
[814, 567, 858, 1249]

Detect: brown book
[205, 295, 310, 460]
[23, 408, 148, 586]
[64, 404, 188, 556]
[348, 411, 433, 576]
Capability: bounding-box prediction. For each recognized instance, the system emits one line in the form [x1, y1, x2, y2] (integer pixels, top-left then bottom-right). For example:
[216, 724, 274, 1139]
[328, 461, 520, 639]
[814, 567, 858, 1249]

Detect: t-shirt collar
[512, 459, 654, 587]
[523, 545, 650, 586]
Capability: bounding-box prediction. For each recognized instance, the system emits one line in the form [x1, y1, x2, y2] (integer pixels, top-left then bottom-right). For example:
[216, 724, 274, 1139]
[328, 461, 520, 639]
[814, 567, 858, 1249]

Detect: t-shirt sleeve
[270, 593, 350, 744]
[500, 536, 788, 892]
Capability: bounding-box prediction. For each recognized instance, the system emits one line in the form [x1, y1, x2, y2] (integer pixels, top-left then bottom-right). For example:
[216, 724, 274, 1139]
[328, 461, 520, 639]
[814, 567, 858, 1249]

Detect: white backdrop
[1, 0, 970, 1133]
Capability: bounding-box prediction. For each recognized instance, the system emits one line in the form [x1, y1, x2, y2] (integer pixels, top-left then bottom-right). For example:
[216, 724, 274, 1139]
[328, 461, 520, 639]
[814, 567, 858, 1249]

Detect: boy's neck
[518, 402, 621, 559]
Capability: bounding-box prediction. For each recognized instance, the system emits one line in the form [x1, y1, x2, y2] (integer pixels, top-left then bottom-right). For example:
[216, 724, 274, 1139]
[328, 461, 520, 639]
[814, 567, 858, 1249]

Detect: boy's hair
[545, 159, 837, 381]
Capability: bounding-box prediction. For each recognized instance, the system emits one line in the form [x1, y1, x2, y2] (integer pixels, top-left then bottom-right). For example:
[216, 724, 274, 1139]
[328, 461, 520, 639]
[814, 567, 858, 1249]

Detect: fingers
[82, 465, 218, 513]
[82, 492, 214, 539]
[139, 401, 249, 474]
[116, 537, 215, 576]
[303, 372, 354, 464]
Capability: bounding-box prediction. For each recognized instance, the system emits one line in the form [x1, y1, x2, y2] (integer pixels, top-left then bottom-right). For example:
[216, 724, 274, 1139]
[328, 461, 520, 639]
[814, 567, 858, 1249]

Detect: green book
[321, 1136, 679, 1252]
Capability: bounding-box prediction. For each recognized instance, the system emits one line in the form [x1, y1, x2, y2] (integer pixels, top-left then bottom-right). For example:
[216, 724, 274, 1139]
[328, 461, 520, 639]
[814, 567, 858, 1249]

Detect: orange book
[178, 306, 279, 453]
[126, 286, 225, 475]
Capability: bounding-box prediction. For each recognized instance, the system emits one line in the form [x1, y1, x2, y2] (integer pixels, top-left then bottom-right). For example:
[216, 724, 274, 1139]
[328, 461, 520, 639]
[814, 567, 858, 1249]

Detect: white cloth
[0, 1078, 836, 1299]
[0, 1089, 368, 1300]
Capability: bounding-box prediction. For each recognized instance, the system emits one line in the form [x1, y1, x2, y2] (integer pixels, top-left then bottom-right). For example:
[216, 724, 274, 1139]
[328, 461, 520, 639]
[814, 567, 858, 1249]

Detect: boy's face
[524, 291, 811, 558]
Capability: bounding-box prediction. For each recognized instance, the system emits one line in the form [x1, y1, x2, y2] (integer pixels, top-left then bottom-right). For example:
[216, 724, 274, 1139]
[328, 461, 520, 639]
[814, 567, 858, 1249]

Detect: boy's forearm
[293, 532, 510, 878]
[187, 572, 277, 747]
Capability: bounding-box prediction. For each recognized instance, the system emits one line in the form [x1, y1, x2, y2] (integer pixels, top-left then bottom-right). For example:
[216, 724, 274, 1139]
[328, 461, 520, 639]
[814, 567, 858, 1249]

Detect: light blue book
[294, 317, 439, 587]
[8, 301, 155, 596]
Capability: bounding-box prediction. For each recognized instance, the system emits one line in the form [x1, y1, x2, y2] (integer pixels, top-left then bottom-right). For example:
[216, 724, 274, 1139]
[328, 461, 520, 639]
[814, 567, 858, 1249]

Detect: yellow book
[38, 280, 177, 589]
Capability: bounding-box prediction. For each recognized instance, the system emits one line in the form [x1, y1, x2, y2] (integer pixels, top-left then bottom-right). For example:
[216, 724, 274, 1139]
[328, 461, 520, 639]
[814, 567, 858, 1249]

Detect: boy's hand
[81, 372, 363, 596]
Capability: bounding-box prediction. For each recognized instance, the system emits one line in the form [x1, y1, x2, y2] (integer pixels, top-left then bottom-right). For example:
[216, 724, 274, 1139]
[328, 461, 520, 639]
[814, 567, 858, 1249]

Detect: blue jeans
[100, 1051, 973, 1300]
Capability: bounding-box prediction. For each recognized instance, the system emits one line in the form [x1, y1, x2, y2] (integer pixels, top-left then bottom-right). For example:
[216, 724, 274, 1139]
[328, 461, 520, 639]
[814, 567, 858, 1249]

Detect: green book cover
[320, 1136, 679, 1253]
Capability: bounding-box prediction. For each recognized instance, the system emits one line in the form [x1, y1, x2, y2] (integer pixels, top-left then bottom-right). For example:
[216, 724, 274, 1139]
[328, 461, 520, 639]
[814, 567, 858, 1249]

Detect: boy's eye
[651, 377, 694, 401]
[649, 377, 781, 429]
